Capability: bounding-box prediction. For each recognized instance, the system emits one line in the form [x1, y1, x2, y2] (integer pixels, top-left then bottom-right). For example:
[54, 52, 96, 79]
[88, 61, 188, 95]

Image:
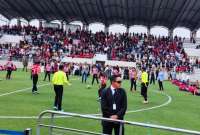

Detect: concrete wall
[0, 60, 33, 68]
[62, 57, 136, 67]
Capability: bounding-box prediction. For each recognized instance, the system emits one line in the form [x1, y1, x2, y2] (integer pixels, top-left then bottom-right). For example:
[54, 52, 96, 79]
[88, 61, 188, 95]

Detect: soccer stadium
[0, 0, 200, 135]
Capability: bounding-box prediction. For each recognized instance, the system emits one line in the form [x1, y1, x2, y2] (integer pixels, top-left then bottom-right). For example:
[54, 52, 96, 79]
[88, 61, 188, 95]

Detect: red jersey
[32, 64, 41, 75]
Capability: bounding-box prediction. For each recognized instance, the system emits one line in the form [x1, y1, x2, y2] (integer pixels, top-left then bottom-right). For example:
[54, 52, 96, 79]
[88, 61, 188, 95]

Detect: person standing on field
[52, 65, 71, 111]
[31, 61, 41, 94]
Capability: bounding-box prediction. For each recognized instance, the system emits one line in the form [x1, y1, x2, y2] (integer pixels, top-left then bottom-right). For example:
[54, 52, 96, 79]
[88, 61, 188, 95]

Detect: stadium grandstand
[0, 0, 200, 135]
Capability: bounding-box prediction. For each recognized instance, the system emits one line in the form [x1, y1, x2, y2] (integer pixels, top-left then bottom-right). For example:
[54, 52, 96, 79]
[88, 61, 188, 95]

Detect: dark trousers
[44, 71, 51, 81]
[66, 73, 69, 81]
[98, 84, 106, 97]
[158, 80, 164, 90]
[32, 74, 38, 92]
[54, 85, 63, 110]
[6, 69, 12, 79]
[92, 74, 99, 85]
[130, 78, 137, 91]
[150, 76, 155, 85]
[23, 65, 28, 72]
[141, 83, 148, 101]
[156, 73, 158, 80]
[102, 121, 124, 135]
[195, 93, 200, 96]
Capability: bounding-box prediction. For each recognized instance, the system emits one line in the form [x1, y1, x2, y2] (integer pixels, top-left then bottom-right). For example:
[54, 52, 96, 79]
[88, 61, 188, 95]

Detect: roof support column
[126, 26, 129, 33]
[104, 25, 109, 33]
[60, 21, 64, 30]
[147, 27, 151, 37]
[168, 29, 173, 40]
[83, 23, 89, 31]
[39, 20, 43, 28]
[17, 18, 21, 27]
[191, 30, 197, 43]
[7, 20, 10, 26]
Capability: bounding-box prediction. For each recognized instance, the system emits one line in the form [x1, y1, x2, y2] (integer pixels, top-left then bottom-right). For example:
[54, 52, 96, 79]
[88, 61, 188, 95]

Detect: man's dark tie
[114, 89, 117, 96]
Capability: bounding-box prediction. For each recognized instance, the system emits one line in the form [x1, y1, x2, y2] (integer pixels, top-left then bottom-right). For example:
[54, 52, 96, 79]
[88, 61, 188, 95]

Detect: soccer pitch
[0, 71, 199, 135]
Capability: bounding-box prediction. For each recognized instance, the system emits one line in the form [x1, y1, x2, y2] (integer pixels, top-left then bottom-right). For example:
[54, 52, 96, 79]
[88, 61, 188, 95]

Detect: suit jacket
[101, 87, 127, 120]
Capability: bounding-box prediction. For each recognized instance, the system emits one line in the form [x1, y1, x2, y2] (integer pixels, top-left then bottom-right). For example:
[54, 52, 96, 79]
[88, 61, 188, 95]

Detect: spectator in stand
[5, 57, 13, 80]
[157, 68, 165, 91]
[91, 65, 99, 85]
[43, 62, 51, 82]
[31, 61, 41, 94]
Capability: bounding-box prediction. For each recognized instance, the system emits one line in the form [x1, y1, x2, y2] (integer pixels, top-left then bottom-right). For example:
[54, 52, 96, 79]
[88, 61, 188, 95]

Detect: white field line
[0, 83, 50, 97]
[0, 78, 77, 97]
[127, 91, 172, 113]
[90, 91, 172, 116]
[0, 89, 172, 119]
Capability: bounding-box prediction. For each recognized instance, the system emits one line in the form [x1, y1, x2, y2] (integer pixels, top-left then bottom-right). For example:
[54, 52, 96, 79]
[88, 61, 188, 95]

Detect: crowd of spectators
[0, 25, 200, 72]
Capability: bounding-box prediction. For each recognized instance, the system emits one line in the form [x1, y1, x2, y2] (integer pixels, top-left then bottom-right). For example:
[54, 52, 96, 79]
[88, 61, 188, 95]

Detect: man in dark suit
[101, 75, 127, 135]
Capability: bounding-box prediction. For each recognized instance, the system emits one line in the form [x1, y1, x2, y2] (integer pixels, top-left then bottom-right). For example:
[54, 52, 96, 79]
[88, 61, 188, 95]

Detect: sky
[1, 15, 200, 38]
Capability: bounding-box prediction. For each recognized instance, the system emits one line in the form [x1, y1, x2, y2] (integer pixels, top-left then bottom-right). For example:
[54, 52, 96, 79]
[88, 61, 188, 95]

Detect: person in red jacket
[31, 62, 41, 94]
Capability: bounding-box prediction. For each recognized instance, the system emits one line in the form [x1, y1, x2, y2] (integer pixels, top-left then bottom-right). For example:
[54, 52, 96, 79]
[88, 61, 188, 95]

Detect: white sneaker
[143, 101, 149, 104]
[33, 91, 39, 94]
[58, 109, 64, 112]
[53, 106, 57, 110]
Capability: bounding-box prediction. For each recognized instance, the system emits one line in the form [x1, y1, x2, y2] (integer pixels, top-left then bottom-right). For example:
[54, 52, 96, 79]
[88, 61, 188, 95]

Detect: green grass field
[0, 70, 200, 135]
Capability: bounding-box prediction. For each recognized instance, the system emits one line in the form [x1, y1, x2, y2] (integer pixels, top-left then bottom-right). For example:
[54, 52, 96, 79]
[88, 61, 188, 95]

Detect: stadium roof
[0, 0, 200, 30]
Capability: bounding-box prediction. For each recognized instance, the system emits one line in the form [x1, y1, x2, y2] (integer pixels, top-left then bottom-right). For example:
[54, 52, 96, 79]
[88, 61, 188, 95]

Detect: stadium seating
[0, 25, 190, 67]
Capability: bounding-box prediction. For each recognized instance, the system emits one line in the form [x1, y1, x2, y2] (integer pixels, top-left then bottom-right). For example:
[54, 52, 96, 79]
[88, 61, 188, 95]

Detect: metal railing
[37, 110, 200, 135]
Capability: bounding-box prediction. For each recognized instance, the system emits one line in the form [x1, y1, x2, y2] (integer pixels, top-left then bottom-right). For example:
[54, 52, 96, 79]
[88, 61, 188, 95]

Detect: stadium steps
[190, 68, 200, 81]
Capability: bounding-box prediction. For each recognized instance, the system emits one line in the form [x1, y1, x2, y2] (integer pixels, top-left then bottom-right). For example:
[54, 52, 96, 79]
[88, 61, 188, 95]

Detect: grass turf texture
[0, 70, 199, 135]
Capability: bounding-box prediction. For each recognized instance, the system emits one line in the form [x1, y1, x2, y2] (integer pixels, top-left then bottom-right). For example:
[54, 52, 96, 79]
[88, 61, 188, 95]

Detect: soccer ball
[86, 85, 91, 89]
